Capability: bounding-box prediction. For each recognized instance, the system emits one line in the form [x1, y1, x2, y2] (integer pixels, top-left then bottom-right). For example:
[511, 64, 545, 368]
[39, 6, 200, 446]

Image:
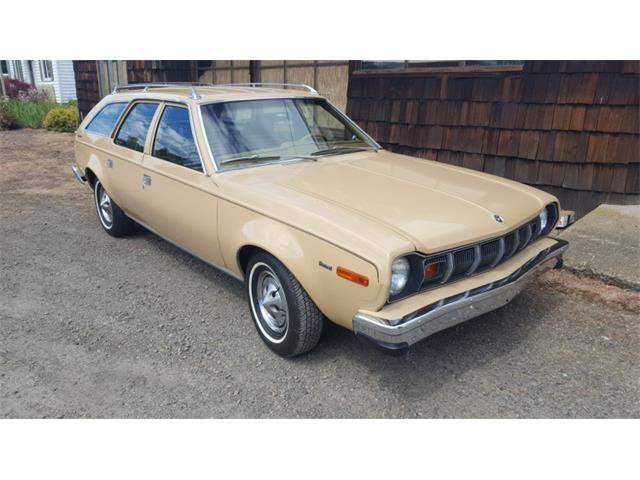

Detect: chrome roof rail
[111, 82, 318, 98]
[111, 83, 203, 99]
[216, 83, 319, 95]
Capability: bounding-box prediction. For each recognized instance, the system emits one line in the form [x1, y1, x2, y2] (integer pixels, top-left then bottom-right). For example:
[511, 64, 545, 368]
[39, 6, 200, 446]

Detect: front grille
[452, 247, 475, 276]
[415, 209, 556, 295]
[387, 203, 559, 303]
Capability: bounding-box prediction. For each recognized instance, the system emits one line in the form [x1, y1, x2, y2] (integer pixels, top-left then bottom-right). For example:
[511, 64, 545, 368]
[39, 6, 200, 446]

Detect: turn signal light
[337, 266, 369, 287]
[424, 262, 441, 279]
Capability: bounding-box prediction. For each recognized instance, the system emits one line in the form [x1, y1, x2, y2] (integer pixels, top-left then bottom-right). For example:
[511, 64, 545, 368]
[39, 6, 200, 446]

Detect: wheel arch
[222, 205, 382, 329]
[84, 167, 97, 189]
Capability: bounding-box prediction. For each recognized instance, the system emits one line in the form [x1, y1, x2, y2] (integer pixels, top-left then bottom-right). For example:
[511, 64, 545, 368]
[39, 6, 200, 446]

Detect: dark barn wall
[347, 61, 640, 217]
[73, 61, 196, 118]
[72, 61, 100, 119]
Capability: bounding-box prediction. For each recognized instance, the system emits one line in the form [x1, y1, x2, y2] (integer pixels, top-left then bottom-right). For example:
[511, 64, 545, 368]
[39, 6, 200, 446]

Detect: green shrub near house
[43, 107, 80, 132]
[0, 97, 79, 131]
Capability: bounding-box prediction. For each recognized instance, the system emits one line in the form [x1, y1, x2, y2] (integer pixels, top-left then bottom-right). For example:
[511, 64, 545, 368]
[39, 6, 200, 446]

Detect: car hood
[221, 150, 557, 253]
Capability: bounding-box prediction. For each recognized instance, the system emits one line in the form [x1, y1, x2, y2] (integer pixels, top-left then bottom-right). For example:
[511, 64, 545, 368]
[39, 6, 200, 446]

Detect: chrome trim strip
[219, 82, 319, 95]
[71, 165, 86, 185]
[112, 82, 320, 97]
[508, 230, 520, 257]
[440, 252, 454, 283]
[196, 104, 218, 173]
[521, 223, 533, 249]
[467, 245, 481, 275]
[324, 99, 382, 150]
[125, 214, 243, 282]
[490, 237, 505, 268]
[186, 103, 207, 175]
[355, 239, 568, 347]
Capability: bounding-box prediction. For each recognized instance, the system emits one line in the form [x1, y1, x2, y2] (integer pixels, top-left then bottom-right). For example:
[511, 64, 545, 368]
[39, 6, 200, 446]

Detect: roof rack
[111, 83, 203, 100]
[216, 83, 319, 95]
[111, 82, 319, 99]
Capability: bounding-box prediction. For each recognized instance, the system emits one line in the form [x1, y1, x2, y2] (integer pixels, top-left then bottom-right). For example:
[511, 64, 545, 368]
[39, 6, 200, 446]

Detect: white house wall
[6, 60, 77, 103]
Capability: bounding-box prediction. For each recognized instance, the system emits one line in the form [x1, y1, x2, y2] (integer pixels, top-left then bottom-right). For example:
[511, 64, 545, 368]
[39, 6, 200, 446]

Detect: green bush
[43, 107, 80, 132]
[0, 98, 58, 128]
[0, 109, 19, 130]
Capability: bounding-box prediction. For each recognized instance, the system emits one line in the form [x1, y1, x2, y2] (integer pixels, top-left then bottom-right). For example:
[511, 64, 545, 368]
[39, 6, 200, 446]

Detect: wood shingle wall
[347, 61, 640, 216]
[73, 61, 100, 119]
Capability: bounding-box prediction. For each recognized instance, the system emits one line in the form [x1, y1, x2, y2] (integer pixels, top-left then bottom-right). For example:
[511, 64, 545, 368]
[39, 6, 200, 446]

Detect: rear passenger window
[152, 106, 202, 172]
[86, 102, 127, 136]
[114, 102, 159, 152]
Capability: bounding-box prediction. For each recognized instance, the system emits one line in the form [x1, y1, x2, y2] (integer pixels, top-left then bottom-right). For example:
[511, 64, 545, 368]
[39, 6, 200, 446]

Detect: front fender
[219, 200, 383, 329]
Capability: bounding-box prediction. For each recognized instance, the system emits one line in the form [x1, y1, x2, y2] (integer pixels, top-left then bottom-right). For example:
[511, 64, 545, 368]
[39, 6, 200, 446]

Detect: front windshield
[200, 98, 377, 169]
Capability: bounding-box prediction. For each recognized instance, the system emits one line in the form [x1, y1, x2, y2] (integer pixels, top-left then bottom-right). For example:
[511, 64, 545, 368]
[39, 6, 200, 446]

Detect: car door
[106, 101, 161, 221]
[139, 102, 224, 267]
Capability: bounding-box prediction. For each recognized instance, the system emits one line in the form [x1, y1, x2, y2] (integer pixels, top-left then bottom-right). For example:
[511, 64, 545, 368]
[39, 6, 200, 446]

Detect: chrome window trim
[149, 102, 208, 176]
[84, 101, 130, 138]
[197, 97, 381, 173]
[111, 100, 162, 153]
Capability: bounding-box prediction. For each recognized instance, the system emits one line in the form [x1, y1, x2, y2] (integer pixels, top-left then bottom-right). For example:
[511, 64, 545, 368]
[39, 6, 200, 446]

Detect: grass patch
[0, 98, 78, 129]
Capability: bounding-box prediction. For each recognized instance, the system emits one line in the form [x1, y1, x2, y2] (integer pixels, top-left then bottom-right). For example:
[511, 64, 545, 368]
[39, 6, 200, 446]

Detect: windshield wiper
[220, 153, 317, 166]
[311, 146, 377, 157]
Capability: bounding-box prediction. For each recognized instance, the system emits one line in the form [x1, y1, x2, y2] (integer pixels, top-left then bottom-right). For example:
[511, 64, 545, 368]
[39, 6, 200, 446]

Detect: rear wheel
[94, 180, 135, 237]
[246, 252, 323, 357]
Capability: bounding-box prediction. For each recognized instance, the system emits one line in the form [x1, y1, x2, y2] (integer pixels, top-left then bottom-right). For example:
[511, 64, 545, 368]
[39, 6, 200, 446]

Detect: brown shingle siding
[524, 104, 555, 130]
[348, 60, 639, 210]
[553, 132, 590, 163]
[557, 73, 599, 104]
[609, 75, 640, 105]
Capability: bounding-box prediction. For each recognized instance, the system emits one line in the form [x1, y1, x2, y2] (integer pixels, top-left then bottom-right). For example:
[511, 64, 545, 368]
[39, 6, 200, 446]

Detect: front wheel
[94, 180, 135, 237]
[246, 252, 323, 357]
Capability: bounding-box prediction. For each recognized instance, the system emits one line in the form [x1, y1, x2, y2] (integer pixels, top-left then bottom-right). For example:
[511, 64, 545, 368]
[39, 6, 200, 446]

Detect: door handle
[142, 174, 152, 188]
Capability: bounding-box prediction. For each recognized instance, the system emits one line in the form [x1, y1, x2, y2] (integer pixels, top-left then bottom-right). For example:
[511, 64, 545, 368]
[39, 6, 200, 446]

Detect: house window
[97, 60, 127, 98]
[356, 60, 524, 73]
[1, 60, 8, 76]
[13, 61, 24, 81]
[39, 60, 54, 81]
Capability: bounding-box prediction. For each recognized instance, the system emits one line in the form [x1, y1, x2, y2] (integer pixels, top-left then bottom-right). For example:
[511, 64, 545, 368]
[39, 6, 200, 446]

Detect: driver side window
[152, 105, 202, 172]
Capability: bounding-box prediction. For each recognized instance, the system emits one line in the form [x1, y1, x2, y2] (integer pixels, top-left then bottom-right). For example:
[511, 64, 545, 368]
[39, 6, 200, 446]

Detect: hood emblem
[494, 214, 505, 223]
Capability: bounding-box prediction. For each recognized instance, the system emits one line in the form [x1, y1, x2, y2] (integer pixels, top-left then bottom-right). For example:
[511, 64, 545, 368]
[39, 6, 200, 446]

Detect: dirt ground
[1, 129, 638, 418]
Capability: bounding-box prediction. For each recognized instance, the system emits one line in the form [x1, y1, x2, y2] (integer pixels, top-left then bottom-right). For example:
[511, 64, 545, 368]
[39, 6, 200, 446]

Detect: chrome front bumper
[353, 239, 569, 349]
[71, 165, 86, 185]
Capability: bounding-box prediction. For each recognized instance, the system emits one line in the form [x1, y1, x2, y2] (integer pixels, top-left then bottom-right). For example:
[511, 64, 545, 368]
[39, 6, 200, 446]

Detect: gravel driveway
[1, 129, 638, 418]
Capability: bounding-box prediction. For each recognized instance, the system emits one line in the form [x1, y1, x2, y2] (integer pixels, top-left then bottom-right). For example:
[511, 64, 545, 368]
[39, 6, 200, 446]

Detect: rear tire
[246, 252, 323, 357]
[94, 180, 135, 237]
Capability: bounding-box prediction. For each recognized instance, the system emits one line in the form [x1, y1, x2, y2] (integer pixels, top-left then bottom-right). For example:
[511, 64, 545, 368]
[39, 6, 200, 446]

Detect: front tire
[94, 180, 135, 237]
[246, 252, 323, 357]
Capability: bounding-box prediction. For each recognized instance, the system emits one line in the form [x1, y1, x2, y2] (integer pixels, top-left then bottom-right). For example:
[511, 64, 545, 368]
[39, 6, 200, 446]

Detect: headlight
[539, 208, 548, 232]
[390, 257, 410, 295]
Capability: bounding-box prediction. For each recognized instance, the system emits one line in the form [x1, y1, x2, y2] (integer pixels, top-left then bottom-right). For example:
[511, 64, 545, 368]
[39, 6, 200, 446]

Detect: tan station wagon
[72, 82, 570, 357]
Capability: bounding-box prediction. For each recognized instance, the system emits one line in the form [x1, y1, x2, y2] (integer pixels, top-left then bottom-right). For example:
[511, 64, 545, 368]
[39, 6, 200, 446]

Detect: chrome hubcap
[96, 184, 113, 227]
[256, 269, 288, 336]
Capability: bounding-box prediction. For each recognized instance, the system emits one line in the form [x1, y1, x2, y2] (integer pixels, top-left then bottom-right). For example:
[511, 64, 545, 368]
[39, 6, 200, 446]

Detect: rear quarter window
[85, 102, 128, 136]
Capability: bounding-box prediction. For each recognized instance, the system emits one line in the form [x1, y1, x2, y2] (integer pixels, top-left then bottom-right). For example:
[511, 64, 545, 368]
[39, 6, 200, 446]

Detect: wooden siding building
[73, 60, 639, 217]
[346, 61, 640, 217]
[73, 60, 349, 118]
